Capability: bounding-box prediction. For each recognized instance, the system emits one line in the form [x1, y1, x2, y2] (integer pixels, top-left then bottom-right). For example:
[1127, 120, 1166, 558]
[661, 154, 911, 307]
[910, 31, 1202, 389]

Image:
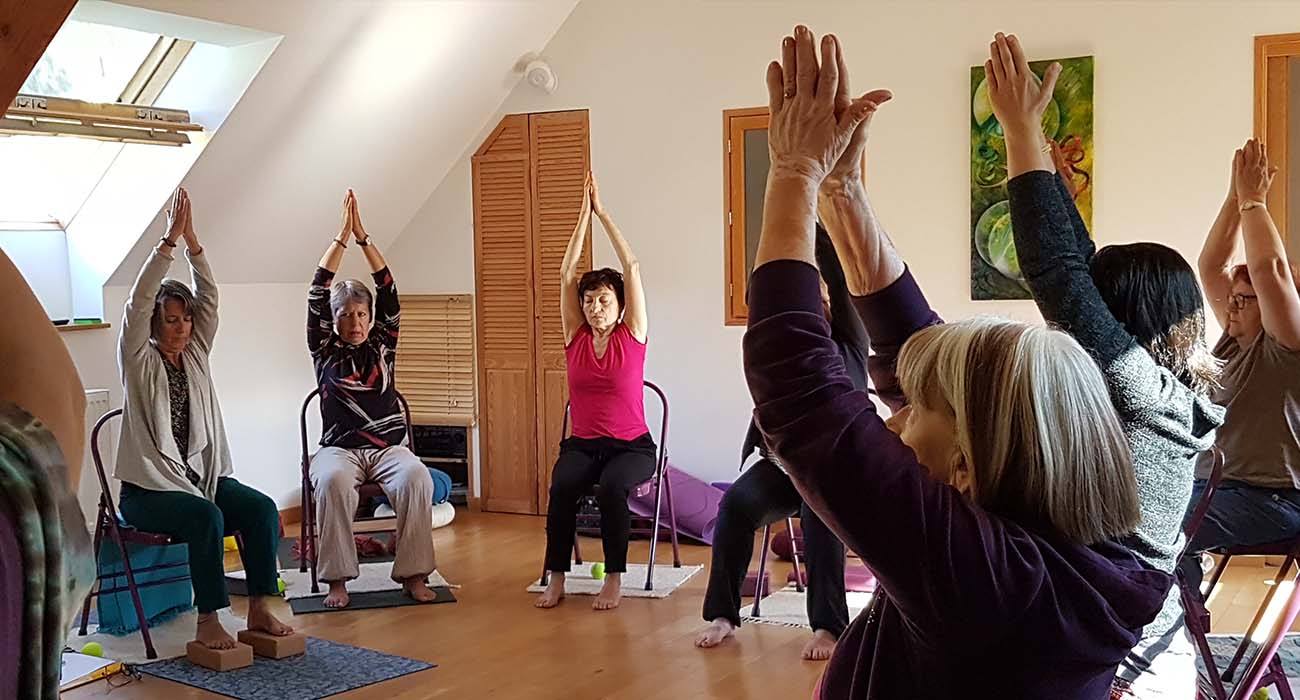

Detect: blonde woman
[744, 27, 1169, 698]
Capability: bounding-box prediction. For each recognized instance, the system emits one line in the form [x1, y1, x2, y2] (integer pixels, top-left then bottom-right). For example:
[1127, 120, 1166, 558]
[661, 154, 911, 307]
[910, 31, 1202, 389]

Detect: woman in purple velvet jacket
[743, 26, 1170, 699]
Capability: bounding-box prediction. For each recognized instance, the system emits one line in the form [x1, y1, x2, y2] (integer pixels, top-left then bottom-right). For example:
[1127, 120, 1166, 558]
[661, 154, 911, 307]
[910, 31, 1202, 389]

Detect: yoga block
[238, 630, 306, 659]
[186, 641, 253, 671]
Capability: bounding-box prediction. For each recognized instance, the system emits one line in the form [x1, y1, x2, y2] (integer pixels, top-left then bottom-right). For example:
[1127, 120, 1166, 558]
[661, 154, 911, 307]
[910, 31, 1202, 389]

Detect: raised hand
[179, 189, 200, 250]
[349, 190, 369, 242]
[165, 187, 187, 245]
[765, 26, 885, 184]
[1234, 138, 1278, 205]
[984, 33, 1060, 136]
[338, 190, 354, 241]
[824, 38, 892, 187]
[589, 173, 605, 216]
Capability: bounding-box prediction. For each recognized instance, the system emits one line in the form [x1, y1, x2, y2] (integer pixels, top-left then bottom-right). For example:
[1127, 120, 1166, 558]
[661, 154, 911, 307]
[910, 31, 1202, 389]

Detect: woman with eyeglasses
[1183, 139, 1300, 591]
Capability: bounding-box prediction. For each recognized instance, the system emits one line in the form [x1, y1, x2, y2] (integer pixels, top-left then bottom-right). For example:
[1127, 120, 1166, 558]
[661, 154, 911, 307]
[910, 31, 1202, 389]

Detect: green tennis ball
[590, 562, 606, 580]
[277, 578, 287, 593]
[81, 642, 103, 657]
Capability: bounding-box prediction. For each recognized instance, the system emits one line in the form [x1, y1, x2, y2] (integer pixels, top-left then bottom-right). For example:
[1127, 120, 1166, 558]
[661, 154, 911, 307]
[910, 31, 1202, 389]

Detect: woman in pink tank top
[535, 173, 655, 613]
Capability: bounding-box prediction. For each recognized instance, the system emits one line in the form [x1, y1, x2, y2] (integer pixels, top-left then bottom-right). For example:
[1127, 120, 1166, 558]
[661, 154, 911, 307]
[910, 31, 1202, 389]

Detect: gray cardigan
[1009, 171, 1224, 653]
[114, 246, 232, 500]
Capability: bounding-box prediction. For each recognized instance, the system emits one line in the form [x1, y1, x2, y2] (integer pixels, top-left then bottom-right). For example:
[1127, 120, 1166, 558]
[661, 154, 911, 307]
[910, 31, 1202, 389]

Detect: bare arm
[590, 176, 647, 342]
[1199, 194, 1240, 330]
[817, 177, 903, 296]
[560, 179, 592, 345]
[317, 191, 352, 273]
[1236, 139, 1300, 349]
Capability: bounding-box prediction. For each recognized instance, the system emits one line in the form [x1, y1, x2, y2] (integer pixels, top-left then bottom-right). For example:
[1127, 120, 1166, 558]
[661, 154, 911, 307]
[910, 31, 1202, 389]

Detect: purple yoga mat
[627, 464, 725, 545]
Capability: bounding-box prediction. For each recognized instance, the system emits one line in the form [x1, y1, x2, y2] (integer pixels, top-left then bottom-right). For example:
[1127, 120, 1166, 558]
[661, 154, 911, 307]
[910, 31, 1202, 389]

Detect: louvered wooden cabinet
[473, 110, 590, 515]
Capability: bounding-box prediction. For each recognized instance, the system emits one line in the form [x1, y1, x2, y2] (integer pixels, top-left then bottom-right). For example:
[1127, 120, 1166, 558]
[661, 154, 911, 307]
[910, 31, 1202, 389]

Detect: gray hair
[151, 278, 195, 341]
[330, 279, 373, 320]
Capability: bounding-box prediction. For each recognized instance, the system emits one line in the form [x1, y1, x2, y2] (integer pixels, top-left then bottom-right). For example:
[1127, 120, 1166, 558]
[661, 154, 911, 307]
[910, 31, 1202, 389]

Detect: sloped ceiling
[106, 0, 579, 285]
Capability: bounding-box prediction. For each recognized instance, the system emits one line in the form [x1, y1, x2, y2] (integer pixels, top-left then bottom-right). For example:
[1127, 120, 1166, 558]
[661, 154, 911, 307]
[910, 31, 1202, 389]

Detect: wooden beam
[0, 0, 77, 107]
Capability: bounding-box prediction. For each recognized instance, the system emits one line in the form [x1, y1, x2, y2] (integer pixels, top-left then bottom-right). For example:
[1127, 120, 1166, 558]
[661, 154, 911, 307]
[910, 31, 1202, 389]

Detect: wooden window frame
[723, 106, 770, 326]
[1256, 32, 1300, 242]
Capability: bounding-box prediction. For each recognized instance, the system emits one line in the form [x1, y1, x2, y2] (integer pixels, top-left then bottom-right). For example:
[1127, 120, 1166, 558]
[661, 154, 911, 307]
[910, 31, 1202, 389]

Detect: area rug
[289, 587, 456, 614]
[1202, 634, 1300, 697]
[276, 532, 396, 569]
[67, 608, 247, 665]
[227, 562, 455, 600]
[140, 636, 433, 699]
[526, 562, 703, 599]
[739, 584, 873, 629]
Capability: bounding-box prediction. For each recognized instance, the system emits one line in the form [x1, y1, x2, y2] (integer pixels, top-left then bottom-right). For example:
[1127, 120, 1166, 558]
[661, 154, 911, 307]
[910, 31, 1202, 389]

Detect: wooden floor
[63, 510, 1300, 699]
[64, 510, 824, 700]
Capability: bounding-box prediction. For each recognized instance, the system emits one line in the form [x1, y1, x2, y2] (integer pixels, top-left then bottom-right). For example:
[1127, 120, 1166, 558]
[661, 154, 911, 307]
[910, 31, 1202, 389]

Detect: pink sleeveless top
[565, 323, 648, 441]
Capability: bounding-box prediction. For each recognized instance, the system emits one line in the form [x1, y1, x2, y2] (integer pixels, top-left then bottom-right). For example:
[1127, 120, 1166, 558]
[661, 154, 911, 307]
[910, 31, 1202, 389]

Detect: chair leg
[79, 511, 106, 636]
[753, 524, 774, 618]
[1181, 585, 1228, 700]
[664, 467, 681, 568]
[645, 474, 667, 592]
[1272, 657, 1297, 700]
[573, 531, 583, 566]
[788, 517, 805, 593]
[108, 523, 158, 660]
[1226, 554, 1295, 682]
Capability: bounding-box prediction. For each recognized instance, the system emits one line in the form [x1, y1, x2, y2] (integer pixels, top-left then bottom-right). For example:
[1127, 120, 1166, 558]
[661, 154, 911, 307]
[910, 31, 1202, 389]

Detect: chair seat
[1214, 540, 1299, 556]
[584, 480, 656, 501]
[357, 482, 385, 499]
[116, 526, 177, 547]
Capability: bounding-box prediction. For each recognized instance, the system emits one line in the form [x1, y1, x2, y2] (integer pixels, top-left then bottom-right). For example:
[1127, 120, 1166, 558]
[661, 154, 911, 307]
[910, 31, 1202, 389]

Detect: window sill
[56, 323, 111, 333]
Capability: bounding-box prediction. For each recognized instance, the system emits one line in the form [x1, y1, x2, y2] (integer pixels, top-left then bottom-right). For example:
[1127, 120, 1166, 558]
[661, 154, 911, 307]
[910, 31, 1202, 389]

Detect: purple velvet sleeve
[849, 268, 943, 413]
[744, 259, 1040, 642]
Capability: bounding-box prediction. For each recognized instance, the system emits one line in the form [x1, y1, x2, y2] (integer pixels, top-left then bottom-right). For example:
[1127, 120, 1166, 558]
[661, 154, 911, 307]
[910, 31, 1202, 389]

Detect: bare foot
[323, 580, 350, 609]
[593, 572, 621, 611]
[195, 612, 237, 649]
[403, 576, 438, 602]
[535, 573, 565, 609]
[694, 618, 736, 648]
[247, 597, 294, 636]
[801, 629, 837, 661]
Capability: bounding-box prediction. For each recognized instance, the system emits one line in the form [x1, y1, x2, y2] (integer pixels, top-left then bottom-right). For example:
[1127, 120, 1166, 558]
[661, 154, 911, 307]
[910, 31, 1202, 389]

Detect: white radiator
[75, 389, 116, 528]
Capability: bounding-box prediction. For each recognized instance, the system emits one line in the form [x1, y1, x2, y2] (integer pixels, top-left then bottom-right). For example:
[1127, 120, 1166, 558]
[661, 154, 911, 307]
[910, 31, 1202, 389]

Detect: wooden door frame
[1256, 32, 1300, 241]
[722, 107, 770, 326]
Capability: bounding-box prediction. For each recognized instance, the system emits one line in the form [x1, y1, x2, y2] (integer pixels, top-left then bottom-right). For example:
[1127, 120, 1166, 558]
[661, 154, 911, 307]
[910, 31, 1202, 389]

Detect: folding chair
[750, 517, 804, 618]
[75, 409, 244, 660]
[298, 388, 414, 594]
[540, 380, 681, 592]
[1184, 448, 1300, 699]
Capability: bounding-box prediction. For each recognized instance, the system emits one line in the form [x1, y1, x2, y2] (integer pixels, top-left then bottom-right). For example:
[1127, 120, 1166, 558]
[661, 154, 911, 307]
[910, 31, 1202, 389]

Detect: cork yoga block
[185, 641, 253, 671]
[237, 630, 307, 659]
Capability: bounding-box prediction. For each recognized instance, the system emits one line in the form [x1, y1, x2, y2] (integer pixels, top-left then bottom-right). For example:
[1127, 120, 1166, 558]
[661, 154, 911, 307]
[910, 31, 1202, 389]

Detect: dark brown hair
[577, 268, 624, 309]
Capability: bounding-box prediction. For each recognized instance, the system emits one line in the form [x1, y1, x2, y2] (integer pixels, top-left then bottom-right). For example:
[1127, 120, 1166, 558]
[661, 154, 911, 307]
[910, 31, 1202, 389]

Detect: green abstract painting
[970, 55, 1094, 300]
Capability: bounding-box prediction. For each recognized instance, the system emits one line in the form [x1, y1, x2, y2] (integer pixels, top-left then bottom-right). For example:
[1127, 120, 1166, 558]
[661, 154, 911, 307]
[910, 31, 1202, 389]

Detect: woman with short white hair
[306, 190, 438, 609]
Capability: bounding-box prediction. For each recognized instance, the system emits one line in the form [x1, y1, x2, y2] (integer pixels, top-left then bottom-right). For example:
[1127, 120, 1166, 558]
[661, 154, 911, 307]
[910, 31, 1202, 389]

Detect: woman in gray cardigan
[115, 189, 292, 649]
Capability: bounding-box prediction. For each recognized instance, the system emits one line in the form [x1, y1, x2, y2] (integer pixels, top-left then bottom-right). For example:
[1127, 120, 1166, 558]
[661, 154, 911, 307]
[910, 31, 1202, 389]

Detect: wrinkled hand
[1234, 138, 1277, 204]
[823, 39, 892, 188]
[984, 33, 1059, 136]
[338, 190, 354, 240]
[766, 26, 886, 184]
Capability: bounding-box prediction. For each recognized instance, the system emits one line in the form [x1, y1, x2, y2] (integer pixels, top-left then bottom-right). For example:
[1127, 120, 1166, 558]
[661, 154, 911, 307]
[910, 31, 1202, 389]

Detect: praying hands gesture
[321, 189, 386, 273]
[985, 32, 1060, 179]
[165, 187, 202, 255]
[753, 26, 889, 269]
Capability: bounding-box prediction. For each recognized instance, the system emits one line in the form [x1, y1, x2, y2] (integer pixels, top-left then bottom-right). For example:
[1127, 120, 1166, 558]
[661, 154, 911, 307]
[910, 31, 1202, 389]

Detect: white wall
[393, 0, 1299, 485]
[0, 230, 72, 319]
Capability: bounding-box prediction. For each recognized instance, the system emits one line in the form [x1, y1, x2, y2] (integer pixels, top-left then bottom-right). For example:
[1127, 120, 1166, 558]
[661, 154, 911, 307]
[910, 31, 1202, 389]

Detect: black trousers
[544, 434, 657, 573]
[702, 458, 849, 636]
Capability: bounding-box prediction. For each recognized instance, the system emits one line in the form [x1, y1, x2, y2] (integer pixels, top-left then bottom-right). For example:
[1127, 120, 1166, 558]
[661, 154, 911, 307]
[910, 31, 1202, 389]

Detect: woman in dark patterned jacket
[307, 190, 436, 609]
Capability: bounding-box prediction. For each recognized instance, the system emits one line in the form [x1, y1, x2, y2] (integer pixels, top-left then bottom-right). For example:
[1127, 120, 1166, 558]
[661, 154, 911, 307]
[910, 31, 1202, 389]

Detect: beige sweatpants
[310, 445, 435, 583]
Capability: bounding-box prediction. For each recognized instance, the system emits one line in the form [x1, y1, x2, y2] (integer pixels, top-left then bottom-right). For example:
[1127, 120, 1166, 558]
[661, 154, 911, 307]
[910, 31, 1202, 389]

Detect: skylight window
[20, 20, 161, 104]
